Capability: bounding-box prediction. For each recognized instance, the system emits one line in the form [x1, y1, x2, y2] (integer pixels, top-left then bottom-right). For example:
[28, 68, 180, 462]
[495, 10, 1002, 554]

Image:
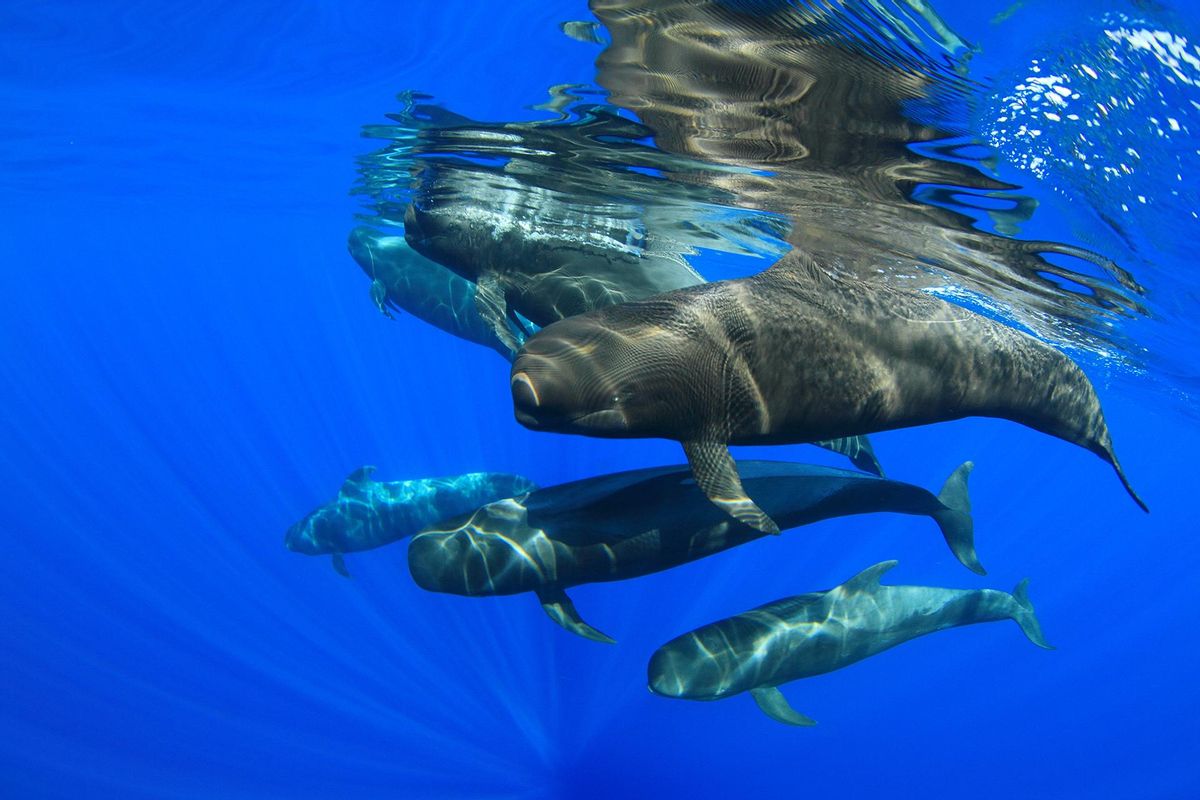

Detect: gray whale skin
[648, 559, 1052, 726]
[286, 466, 537, 577]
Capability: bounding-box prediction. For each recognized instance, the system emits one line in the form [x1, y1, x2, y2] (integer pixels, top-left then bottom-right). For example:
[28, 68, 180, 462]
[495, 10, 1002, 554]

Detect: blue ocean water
[2, 0, 1198, 798]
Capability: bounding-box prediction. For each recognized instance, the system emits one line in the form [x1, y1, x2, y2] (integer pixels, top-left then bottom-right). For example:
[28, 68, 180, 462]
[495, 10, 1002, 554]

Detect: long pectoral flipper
[682, 440, 779, 534]
[331, 552, 350, 578]
[750, 687, 816, 726]
[813, 435, 884, 477]
[536, 586, 615, 644]
[474, 273, 521, 355]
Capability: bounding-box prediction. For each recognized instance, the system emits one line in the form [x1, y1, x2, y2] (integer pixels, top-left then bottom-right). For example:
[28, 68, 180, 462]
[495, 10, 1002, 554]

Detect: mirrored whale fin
[750, 687, 817, 727]
[536, 586, 615, 644]
[331, 552, 351, 578]
[682, 440, 779, 534]
[813, 435, 885, 477]
[369, 279, 394, 319]
[1012, 579, 1054, 650]
[842, 560, 899, 592]
[932, 461, 984, 575]
[474, 272, 521, 354]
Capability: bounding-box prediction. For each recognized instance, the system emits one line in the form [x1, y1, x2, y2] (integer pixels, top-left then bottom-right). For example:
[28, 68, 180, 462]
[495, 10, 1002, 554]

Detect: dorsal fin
[841, 560, 899, 592]
[340, 466, 377, 496]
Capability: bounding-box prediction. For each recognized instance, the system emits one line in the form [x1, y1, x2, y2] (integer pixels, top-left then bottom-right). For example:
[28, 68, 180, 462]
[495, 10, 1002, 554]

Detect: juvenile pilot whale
[348, 226, 530, 359]
[648, 560, 1052, 726]
[511, 250, 1147, 533]
[408, 460, 976, 643]
[286, 466, 537, 577]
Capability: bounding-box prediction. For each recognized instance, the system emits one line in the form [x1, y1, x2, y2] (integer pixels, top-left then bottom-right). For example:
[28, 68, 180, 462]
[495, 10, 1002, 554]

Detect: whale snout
[511, 324, 637, 435]
[407, 531, 467, 592]
[648, 644, 697, 699]
[510, 370, 545, 429]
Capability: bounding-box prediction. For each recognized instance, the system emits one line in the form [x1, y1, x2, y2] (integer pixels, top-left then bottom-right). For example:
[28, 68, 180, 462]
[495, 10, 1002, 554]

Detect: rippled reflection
[353, 0, 1157, 370]
[590, 0, 1147, 358]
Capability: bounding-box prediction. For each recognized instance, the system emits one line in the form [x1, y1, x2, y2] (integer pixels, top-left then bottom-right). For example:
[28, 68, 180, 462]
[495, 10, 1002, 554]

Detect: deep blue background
[2, 1, 1197, 798]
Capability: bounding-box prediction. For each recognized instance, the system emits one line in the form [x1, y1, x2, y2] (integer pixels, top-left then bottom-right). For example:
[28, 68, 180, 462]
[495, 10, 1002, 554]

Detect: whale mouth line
[570, 408, 629, 429]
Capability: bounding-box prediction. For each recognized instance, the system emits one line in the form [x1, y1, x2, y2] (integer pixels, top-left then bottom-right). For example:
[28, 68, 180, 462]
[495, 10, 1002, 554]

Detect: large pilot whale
[286, 466, 537, 577]
[648, 560, 1052, 726]
[408, 460, 976, 643]
[511, 250, 1147, 533]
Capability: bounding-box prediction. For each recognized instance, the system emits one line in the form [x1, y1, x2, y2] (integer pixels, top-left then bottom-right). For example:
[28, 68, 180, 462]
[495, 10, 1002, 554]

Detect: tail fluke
[1011, 578, 1053, 650]
[1107, 449, 1149, 513]
[931, 461, 985, 576]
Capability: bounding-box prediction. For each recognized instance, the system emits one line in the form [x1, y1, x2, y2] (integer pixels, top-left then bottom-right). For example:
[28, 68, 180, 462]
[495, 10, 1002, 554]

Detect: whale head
[284, 506, 342, 555]
[510, 309, 703, 440]
[647, 631, 740, 700]
[407, 498, 554, 596]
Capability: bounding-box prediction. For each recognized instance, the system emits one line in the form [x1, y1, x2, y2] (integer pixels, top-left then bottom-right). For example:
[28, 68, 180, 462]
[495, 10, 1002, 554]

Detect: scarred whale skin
[511, 250, 1146, 533]
[286, 466, 537, 577]
[648, 560, 1052, 726]
[408, 460, 976, 643]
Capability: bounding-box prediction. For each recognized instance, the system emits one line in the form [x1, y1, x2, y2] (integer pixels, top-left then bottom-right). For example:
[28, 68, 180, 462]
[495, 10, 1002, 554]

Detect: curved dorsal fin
[340, 466, 378, 497]
[841, 560, 899, 592]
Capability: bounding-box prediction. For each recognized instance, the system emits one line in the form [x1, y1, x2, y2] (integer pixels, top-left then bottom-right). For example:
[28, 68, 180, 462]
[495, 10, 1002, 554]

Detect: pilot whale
[511, 250, 1147, 533]
[348, 226, 530, 359]
[408, 460, 976, 643]
[403, 172, 705, 354]
[648, 560, 1052, 726]
[286, 466, 537, 577]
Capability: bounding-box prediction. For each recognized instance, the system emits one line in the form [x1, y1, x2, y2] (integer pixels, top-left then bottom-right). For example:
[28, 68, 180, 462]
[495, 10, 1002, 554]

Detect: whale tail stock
[1011, 579, 1053, 650]
[931, 461, 985, 575]
[1091, 433, 1149, 514]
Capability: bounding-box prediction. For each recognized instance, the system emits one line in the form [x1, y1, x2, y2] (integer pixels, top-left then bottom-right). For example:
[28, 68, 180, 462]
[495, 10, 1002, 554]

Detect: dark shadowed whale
[648, 559, 1052, 726]
[403, 189, 704, 355]
[408, 460, 976, 643]
[511, 250, 1146, 533]
[286, 466, 537, 577]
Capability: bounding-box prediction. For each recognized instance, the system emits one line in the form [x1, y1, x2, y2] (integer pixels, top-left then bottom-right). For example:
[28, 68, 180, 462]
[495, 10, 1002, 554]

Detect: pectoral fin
[750, 687, 816, 727]
[474, 273, 521, 354]
[682, 440, 779, 534]
[331, 552, 351, 578]
[814, 435, 884, 477]
[369, 279, 394, 319]
[536, 586, 615, 644]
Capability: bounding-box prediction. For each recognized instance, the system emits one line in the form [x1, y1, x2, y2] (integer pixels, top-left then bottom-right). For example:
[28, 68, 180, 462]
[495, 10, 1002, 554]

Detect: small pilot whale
[511, 250, 1147, 533]
[347, 226, 530, 359]
[286, 466, 537, 577]
[648, 560, 1052, 726]
[408, 461, 976, 643]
